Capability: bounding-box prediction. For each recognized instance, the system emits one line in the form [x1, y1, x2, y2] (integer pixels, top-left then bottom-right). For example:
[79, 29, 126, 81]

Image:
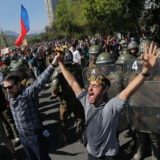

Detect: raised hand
[52, 54, 59, 66]
[141, 42, 160, 73]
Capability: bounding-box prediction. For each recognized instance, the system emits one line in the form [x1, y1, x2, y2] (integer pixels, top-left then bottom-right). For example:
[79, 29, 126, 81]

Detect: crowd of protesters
[0, 30, 160, 160]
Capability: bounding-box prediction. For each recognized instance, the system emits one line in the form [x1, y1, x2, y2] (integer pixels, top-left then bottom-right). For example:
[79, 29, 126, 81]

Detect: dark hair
[102, 77, 111, 89]
[72, 43, 77, 49]
[3, 73, 21, 84]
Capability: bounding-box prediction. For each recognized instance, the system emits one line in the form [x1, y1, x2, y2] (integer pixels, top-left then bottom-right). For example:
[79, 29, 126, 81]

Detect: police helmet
[96, 52, 113, 65]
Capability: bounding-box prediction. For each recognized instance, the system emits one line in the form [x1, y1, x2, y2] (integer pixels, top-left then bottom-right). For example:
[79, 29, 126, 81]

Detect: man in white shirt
[72, 44, 81, 64]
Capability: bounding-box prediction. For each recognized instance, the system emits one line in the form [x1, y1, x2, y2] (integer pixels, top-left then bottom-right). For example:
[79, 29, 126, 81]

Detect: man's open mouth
[89, 93, 95, 101]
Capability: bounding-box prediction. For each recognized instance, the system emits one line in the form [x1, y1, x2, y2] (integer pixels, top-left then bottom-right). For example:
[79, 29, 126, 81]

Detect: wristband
[141, 72, 150, 77]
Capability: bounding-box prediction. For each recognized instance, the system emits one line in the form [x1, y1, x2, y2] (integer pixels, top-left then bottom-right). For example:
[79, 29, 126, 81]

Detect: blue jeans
[20, 133, 51, 160]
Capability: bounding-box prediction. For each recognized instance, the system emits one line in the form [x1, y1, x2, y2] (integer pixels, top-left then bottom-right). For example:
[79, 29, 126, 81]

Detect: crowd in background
[0, 30, 160, 160]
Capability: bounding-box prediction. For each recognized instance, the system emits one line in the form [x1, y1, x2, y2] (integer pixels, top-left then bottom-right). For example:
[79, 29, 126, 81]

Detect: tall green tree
[0, 31, 10, 47]
[55, 0, 75, 37]
[45, 0, 159, 40]
[139, 0, 160, 31]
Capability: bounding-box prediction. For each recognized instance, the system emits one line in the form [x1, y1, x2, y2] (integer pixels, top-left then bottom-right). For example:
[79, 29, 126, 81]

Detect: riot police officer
[127, 42, 138, 58]
[125, 40, 160, 160]
[51, 48, 85, 144]
[88, 45, 101, 67]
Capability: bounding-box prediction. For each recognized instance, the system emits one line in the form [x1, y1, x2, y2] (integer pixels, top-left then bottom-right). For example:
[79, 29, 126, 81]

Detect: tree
[0, 31, 10, 48]
[39, 32, 49, 41]
[31, 0, 159, 42]
[54, 0, 75, 37]
[27, 36, 41, 44]
[139, 0, 160, 31]
[54, 0, 90, 38]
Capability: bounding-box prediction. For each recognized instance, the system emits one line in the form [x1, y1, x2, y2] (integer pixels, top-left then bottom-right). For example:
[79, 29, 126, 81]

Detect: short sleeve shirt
[76, 89, 127, 157]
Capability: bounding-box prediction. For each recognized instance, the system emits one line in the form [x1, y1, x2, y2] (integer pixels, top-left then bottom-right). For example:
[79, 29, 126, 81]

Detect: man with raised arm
[56, 42, 160, 160]
[2, 55, 59, 160]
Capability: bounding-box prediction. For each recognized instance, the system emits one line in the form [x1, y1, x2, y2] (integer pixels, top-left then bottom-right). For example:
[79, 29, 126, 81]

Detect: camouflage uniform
[52, 63, 85, 143]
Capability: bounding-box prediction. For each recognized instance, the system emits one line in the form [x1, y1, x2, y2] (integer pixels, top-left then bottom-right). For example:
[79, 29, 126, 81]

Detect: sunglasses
[3, 84, 15, 90]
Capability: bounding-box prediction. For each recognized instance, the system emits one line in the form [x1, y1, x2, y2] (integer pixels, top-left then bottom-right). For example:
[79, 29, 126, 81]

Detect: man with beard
[2, 56, 59, 160]
[56, 42, 160, 160]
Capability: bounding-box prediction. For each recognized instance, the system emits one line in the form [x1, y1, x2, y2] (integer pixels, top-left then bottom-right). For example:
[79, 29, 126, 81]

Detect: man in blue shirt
[3, 56, 58, 160]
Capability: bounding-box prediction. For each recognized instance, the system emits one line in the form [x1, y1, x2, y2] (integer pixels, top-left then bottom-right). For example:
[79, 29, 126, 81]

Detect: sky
[0, 0, 49, 34]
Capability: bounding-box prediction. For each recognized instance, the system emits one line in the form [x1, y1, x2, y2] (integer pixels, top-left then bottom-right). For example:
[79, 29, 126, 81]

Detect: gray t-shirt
[76, 89, 127, 157]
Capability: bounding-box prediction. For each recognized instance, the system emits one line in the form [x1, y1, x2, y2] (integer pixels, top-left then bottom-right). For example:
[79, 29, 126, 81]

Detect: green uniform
[124, 57, 160, 160]
[52, 63, 85, 143]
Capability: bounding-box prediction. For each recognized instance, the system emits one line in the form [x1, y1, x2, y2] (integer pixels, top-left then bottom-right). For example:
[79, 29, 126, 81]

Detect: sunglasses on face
[3, 84, 15, 90]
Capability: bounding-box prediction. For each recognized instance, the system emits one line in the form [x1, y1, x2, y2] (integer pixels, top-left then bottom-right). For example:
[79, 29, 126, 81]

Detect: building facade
[44, 0, 59, 27]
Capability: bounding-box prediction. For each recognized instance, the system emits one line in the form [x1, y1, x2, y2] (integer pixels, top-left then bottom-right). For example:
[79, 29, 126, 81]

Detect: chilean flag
[15, 5, 30, 46]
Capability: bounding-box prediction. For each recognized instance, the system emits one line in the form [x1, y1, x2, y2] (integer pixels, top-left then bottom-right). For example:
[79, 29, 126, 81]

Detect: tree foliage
[0, 32, 13, 48]
[28, 0, 160, 44]
[54, 0, 160, 36]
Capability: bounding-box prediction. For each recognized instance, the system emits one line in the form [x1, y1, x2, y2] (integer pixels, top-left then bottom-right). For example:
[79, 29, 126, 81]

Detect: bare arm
[78, 58, 81, 65]
[119, 42, 160, 100]
[58, 61, 82, 95]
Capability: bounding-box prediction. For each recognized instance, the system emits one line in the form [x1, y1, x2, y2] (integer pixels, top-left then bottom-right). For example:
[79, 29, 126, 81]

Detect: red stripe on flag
[15, 18, 28, 46]
[21, 18, 27, 37]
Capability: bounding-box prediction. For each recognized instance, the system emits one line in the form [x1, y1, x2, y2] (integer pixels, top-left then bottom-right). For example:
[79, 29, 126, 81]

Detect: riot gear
[10, 53, 18, 61]
[89, 45, 101, 66]
[89, 45, 101, 54]
[10, 60, 18, 68]
[121, 48, 129, 55]
[10, 62, 26, 72]
[96, 52, 113, 65]
[116, 52, 135, 65]
[51, 63, 85, 144]
[127, 42, 138, 57]
[124, 57, 160, 160]
[88, 74, 111, 88]
[119, 39, 128, 48]
[2, 56, 10, 65]
[127, 43, 138, 51]
[82, 65, 124, 98]
[138, 40, 151, 56]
